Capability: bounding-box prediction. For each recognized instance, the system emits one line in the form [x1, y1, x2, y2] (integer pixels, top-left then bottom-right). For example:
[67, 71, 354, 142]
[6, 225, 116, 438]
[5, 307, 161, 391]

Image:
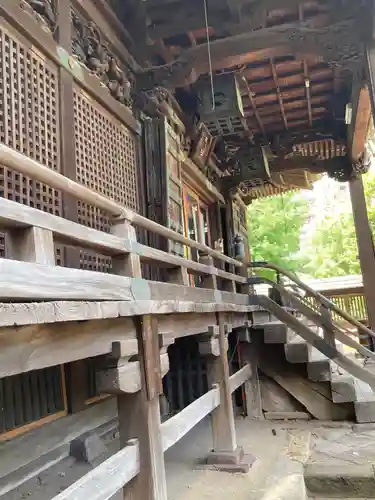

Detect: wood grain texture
[0, 144, 242, 268]
[0, 300, 256, 328]
[7, 227, 55, 265]
[162, 387, 220, 452]
[52, 440, 139, 500]
[0, 257, 249, 302]
[0, 317, 138, 377]
[229, 364, 252, 393]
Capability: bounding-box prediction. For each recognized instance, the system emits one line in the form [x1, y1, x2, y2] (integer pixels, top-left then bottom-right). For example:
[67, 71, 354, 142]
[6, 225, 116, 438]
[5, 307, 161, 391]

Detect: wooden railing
[0, 144, 256, 500]
[53, 364, 251, 500]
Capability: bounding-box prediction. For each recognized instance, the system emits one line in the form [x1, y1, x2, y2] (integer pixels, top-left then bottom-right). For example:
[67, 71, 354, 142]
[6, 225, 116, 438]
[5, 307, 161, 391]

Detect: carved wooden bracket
[96, 339, 171, 394]
[199, 325, 230, 357]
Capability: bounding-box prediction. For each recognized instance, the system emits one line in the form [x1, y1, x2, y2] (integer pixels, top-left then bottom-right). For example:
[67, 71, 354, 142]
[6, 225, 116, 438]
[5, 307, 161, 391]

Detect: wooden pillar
[238, 326, 263, 420]
[109, 220, 168, 500]
[349, 177, 375, 330]
[198, 255, 254, 472]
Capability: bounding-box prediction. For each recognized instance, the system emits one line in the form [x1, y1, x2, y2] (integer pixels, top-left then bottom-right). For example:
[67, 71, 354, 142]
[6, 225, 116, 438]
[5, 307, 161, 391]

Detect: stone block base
[199, 446, 256, 473]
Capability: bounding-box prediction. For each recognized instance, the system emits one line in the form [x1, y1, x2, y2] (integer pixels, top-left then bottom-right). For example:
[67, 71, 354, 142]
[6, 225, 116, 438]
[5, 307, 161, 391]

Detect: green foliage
[301, 171, 375, 278]
[246, 169, 375, 280]
[247, 192, 309, 280]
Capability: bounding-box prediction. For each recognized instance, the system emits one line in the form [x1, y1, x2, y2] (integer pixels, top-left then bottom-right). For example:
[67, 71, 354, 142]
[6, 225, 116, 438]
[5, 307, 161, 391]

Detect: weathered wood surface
[52, 386, 222, 500]
[208, 316, 237, 453]
[259, 296, 375, 390]
[0, 258, 249, 302]
[52, 439, 139, 500]
[162, 387, 220, 452]
[0, 311, 252, 377]
[0, 145, 242, 268]
[229, 364, 252, 393]
[0, 300, 256, 328]
[0, 197, 246, 283]
[258, 354, 352, 421]
[7, 227, 55, 265]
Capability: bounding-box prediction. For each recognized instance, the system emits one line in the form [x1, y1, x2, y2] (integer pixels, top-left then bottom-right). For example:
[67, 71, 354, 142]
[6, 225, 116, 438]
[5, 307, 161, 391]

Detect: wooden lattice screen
[0, 1, 141, 435]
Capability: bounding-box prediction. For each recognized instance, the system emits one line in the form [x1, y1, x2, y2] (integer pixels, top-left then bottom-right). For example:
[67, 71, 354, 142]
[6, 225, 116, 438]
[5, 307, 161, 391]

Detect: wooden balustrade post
[197, 254, 254, 472]
[108, 220, 168, 500]
[320, 304, 335, 348]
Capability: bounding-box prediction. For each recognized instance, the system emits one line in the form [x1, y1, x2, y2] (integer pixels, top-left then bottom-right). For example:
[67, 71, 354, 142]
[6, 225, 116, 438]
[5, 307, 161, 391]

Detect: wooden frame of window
[0, 365, 68, 442]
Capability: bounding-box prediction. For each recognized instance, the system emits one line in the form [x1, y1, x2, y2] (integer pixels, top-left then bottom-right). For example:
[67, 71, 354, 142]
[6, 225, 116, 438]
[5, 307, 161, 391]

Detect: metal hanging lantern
[233, 233, 245, 260]
[196, 74, 245, 136]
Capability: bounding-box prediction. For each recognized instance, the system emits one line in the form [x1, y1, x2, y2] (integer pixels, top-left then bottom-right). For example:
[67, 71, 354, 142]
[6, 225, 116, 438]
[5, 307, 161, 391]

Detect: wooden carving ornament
[71, 10, 134, 108]
[21, 0, 56, 34]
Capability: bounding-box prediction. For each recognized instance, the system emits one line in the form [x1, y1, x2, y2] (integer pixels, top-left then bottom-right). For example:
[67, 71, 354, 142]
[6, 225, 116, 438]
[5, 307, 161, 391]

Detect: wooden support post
[199, 254, 218, 289]
[198, 318, 255, 472]
[349, 177, 375, 332]
[238, 332, 263, 420]
[7, 227, 55, 265]
[109, 221, 168, 500]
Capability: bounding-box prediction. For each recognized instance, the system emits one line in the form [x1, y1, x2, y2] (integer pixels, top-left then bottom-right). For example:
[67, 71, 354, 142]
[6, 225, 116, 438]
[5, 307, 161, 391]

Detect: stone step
[307, 348, 331, 382]
[261, 321, 294, 344]
[353, 379, 375, 423]
[304, 463, 375, 498]
[285, 335, 310, 363]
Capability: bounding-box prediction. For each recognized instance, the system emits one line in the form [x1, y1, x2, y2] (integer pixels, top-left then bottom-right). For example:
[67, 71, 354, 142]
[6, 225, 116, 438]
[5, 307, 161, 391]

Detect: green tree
[300, 170, 375, 278]
[247, 192, 309, 280]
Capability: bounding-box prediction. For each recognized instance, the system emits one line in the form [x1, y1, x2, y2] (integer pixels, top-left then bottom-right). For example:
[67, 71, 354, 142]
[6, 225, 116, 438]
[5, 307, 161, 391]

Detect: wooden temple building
[2, 0, 375, 498]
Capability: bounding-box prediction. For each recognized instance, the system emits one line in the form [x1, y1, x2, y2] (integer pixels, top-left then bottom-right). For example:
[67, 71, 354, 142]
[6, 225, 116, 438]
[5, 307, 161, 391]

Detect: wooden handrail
[262, 277, 375, 361]
[250, 261, 375, 341]
[0, 144, 242, 268]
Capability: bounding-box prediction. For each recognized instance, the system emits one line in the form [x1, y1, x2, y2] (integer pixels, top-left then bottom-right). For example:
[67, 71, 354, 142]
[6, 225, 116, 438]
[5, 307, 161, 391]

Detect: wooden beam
[349, 177, 375, 331]
[136, 18, 361, 89]
[0, 300, 255, 329]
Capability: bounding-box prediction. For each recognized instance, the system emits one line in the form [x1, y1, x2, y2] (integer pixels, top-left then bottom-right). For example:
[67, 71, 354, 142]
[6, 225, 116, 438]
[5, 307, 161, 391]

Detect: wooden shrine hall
[2, 0, 375, 499]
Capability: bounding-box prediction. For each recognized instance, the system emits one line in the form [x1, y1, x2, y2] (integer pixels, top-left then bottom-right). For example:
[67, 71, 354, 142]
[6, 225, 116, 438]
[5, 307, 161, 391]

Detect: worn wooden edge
[52, 439, 140, 500]
[0, 258, 249, 301]
[52, 386, 221, 500]
[0, 197, 246, 283]
[229, 364, 252, 393]
[0, 312, 253, 377]
[0, 300, 259, 328]
[162, 387, 220, 452]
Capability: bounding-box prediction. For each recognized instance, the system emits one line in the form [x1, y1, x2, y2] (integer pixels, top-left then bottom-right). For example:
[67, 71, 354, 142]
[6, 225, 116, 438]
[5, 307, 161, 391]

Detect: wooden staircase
[248, 262, 375, 423]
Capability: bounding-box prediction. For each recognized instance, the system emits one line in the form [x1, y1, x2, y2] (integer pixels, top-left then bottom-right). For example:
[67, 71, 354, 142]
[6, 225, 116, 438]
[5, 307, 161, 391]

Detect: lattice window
[0, 27, 63, 263]
[73, 88, 139, 233]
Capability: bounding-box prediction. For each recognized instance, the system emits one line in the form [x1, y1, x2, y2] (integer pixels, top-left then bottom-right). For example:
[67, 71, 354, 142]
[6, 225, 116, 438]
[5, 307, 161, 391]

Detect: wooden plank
[52, 440, 140, 500]
[162, 387, 220, 452]
[51, 387, 220, 500]
[0, 318, 138, 377]
[229, 364, 252, 393]
[0, 257, 249, 302]
[0, 300, 255, 328]
[0, 196, 246, 283]
[259, 355, 352, 421]
[0, 258, 134, 301]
